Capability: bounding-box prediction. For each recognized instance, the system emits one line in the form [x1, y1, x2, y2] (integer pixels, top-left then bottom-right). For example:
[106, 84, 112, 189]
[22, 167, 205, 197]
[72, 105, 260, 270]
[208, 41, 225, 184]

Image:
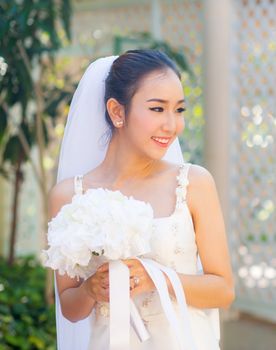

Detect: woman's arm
[117, 165, 235, 309]
[166, 164, 235, 309]
[48, 180, 103, 323]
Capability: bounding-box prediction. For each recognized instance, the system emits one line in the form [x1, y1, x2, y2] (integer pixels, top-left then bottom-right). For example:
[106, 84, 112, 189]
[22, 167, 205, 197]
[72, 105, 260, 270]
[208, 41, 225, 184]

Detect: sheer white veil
[54, 55, 208, 349]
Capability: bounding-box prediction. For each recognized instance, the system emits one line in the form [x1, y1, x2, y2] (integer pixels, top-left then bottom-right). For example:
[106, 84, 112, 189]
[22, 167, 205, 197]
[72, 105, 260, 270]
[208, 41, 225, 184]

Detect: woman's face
[123, 68, 186, 160]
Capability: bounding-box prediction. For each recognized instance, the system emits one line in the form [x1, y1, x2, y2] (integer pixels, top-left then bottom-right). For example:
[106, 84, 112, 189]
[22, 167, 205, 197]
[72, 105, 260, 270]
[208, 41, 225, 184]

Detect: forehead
[135, 68, 183, 97]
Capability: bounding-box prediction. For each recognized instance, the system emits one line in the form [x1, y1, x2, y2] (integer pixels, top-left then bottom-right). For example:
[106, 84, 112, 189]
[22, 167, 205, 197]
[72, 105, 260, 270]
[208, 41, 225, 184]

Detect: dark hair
[104, 49, 181, 136]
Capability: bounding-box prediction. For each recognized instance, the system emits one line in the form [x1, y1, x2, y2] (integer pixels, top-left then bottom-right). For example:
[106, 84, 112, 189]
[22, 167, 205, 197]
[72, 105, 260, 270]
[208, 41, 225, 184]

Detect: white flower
[43, 188, 154, 279]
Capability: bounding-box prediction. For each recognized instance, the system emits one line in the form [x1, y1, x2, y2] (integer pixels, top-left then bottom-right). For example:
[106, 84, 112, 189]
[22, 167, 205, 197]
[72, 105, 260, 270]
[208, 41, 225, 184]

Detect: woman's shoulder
[48, 177, 76, 219]
[162, 160, 215, 184]
[186, 163, 218, 211]
[187, 163, 215, 187]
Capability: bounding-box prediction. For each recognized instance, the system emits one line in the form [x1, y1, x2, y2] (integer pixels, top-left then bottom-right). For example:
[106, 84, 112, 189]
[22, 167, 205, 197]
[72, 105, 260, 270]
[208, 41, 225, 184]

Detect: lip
[151, 136, 172, 148]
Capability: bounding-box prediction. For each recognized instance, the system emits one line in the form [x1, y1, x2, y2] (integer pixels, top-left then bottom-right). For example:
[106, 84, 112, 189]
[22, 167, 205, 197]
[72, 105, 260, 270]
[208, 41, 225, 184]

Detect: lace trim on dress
[175, 163, 191, 209]
[74, 174, 83, 195]
[74, 163, 192, 206]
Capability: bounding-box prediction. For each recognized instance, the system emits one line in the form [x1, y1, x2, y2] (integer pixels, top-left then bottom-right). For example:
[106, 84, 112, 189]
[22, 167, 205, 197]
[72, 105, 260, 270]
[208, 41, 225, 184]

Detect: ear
[106, 98, 125, 126]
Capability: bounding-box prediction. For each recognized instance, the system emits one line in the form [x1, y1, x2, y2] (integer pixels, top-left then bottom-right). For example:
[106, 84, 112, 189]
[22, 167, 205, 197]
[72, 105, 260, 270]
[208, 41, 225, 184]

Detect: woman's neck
[98, 134, 160, 186]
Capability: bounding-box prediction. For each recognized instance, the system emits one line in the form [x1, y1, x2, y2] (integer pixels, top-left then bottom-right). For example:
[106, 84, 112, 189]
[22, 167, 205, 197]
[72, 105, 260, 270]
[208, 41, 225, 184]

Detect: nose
[162, 112, 177, 133]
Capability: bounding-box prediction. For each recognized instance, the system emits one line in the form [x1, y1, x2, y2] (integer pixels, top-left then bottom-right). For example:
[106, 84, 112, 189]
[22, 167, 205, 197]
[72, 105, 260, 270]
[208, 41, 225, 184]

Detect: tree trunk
[8, 151, 24, 265]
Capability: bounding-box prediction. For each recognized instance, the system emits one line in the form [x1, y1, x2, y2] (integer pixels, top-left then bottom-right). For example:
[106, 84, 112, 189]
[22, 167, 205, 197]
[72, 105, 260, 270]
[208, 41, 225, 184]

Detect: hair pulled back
[104, 49, 181, 135]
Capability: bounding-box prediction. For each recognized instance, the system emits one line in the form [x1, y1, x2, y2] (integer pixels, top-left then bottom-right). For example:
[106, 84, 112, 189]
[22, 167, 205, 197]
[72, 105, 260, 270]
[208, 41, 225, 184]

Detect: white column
[203, 0, 233, 221]
[151, 0, 162, 40]
[203, 0, 236, 343]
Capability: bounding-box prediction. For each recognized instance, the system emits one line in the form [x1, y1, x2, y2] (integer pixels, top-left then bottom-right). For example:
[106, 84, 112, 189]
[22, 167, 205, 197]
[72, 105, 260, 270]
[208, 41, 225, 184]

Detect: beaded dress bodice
[74, 163, 198, 321]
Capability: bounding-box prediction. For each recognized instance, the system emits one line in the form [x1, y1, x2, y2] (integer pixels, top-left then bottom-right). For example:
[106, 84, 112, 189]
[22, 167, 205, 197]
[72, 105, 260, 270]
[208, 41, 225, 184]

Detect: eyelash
[149, 107, 186, 113]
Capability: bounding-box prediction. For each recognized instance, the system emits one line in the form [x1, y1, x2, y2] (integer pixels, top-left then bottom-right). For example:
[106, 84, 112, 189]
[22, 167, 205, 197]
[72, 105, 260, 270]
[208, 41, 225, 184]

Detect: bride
[48, 49, 235, 350]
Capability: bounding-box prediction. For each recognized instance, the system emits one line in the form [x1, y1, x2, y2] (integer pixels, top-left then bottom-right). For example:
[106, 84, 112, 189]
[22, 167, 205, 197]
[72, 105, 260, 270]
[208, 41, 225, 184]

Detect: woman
[49, 49, 235, 350]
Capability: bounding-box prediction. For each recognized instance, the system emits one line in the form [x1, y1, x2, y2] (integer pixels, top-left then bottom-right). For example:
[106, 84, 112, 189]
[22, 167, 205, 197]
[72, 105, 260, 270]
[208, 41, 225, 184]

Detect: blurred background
[0, 0, 275, 349]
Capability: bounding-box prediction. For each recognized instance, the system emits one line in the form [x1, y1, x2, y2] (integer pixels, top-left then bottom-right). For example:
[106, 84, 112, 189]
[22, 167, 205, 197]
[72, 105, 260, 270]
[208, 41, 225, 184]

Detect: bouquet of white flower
[43, 188, 154, 279]
[42, 187, 154, 345]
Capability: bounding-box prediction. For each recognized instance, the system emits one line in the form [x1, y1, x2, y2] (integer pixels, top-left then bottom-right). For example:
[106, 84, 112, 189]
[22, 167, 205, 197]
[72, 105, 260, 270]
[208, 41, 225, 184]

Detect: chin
[147, 149, 169, 161]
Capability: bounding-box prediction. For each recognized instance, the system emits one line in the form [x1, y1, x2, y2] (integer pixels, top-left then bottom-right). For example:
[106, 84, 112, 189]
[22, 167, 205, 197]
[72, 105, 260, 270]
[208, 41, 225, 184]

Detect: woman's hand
[123, 259, 156, 298]
[83, 267, 110, 302]
[96, 259, 156, 299]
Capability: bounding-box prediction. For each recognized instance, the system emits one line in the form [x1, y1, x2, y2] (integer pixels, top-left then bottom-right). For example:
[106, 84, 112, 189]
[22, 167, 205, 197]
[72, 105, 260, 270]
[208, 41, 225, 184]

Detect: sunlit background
[0, 0, 275, 349]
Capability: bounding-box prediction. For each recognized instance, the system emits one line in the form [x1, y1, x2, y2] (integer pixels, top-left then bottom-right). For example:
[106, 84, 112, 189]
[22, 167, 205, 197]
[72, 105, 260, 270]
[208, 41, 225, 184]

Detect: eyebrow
[146, 98, 185, 104]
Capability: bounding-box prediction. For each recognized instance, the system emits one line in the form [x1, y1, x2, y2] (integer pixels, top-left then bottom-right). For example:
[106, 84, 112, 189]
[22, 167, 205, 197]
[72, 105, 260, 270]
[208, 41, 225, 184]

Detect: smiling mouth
[151, 136, 172, 147]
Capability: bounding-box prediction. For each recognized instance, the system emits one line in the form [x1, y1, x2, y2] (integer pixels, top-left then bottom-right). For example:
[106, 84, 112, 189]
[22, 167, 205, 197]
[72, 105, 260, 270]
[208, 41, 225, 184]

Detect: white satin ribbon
[109, 260, 130, 350]
[130, 299, 150, 342]
[108, 258, 198, 350]
[142, 259, 198, 350]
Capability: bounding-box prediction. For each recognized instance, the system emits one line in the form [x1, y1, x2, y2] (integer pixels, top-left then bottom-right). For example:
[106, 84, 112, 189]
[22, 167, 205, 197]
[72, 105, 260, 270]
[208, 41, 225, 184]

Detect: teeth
[152, 137, 169, 144]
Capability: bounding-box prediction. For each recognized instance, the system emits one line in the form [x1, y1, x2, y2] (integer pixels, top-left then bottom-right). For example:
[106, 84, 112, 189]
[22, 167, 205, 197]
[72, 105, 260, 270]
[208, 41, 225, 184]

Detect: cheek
[128, 108, 155, 135]
[177, 117, 185, 135]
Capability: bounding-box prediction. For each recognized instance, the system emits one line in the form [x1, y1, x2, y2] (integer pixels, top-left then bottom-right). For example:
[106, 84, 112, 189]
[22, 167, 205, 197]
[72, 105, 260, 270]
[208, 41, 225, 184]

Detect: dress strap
[175, 163, 191, 207]
[74, 175, 84, 195]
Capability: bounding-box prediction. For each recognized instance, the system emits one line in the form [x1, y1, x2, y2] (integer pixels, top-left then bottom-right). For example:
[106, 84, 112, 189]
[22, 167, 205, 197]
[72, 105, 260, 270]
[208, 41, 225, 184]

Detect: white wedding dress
[73, 162, 221, 350]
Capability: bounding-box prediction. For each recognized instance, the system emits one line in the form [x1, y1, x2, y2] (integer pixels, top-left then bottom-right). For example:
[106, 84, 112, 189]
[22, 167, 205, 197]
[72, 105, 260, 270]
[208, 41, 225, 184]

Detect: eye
[176, 107, 186, 113]
[149, 107, 164, 112]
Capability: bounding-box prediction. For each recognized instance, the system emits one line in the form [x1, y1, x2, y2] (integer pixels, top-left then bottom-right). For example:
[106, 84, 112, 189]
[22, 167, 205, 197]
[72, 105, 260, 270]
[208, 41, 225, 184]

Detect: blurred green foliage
[0, 0, 72, 175]
[0, 0, 73, 265]
[0, 256, 56, 349]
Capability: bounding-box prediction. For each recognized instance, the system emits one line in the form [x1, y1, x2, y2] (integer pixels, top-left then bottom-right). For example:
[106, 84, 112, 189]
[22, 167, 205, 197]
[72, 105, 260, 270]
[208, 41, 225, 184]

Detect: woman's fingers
[129, 276, 136, 290]
[84, 272, 110, 302]
[122, 258, 140, 268]
[101, 278, 109, 288]
[130, 283, 143, 298]
[92, 260, 153, 299]
[97, 263, 109, 272]
[93, 283, 109, 302]
[100, 287, 109, 302]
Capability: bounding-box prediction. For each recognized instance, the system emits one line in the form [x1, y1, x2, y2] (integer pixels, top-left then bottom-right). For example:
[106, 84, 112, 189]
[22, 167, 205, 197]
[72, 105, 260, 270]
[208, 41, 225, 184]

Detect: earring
[115, 120, 123, 127]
